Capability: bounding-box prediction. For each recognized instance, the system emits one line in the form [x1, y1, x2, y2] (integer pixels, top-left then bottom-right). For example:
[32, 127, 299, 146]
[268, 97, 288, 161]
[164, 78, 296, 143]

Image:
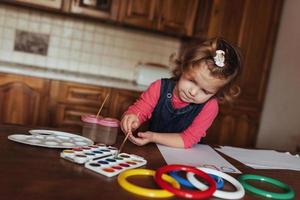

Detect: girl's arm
[129, 99, 219, 148]
[124, 80, 161, 124]
[120, 80, 161, 134]
[181, 99, 219, 148]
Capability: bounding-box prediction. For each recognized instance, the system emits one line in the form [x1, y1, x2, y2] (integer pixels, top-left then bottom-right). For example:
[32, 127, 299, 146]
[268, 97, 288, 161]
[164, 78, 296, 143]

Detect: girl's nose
[189, 88, 197, 96]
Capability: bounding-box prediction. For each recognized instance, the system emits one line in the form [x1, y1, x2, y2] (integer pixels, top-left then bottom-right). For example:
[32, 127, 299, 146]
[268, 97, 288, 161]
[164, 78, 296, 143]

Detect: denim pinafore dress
[149, 78, 206, 133]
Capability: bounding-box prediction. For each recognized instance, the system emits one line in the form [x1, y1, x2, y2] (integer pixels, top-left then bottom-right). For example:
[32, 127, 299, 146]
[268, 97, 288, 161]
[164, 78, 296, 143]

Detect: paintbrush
[96, 94, 109, 118]
[114, 131, 131, 158]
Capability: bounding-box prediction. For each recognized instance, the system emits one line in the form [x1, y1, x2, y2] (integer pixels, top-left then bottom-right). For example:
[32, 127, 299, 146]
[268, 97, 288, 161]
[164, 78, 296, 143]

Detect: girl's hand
[128, 131, 155, 146]
[120, 113, 140, 135]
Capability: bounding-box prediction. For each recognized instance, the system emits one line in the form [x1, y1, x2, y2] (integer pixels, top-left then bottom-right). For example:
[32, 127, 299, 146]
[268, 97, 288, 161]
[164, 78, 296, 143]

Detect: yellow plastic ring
[117, 169, 180, 198]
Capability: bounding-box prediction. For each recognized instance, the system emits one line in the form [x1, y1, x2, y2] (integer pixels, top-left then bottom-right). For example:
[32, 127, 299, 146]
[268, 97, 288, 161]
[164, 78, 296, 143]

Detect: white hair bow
[213, 50, 225, 67]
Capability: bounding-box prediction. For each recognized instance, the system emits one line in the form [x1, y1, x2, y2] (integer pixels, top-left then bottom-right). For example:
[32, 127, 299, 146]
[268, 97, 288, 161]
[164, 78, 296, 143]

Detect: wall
[256, 0, 300, 151]
[0, 4, 180, 81]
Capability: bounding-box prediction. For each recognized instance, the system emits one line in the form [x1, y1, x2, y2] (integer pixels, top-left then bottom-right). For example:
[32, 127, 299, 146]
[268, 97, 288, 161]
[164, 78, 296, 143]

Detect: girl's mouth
[181, 92, 193, 102]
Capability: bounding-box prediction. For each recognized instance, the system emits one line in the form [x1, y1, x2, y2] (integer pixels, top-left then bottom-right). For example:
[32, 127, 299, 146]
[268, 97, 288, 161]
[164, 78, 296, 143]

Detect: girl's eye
[203, 90, 209, 95]
[202, 89, 213, 95]
[189, 79, 197, 84]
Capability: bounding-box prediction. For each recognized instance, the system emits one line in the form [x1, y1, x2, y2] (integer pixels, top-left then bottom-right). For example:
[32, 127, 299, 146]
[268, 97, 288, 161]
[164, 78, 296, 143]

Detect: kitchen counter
[0, 61, 147, 92]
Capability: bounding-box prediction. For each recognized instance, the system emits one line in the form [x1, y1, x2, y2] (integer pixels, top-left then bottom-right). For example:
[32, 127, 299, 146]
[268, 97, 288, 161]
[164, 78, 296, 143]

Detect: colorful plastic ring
[187, 167, 245, 199]
[117, 169, 180, 198]
[238, 174, 295, 200]
[169, 170, 195, 188]
[169, 170, 224, 189]
[155, 164, 216, 199]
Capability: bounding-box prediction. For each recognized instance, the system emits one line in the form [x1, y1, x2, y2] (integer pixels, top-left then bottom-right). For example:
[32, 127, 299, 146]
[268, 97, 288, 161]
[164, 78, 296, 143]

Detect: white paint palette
[8, 129, 93, 148]
[60, 144, 118, 164]
[84, 153, 147, 177]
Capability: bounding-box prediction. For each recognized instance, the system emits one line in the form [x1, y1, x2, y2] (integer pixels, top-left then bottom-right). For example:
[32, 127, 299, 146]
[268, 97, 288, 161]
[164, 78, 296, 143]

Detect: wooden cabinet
[0, 73, 50, 126]
[69, 0, 120, 20]
[118, 0, 158, 29]
[4, 0, 200, 36]
[0, 73, 141, 132]
[109, 88, 140, 119]
[14, 0, 63, 10]
[190, 0, 284, 147]
[48, 80, 141, 131]
[118, 0, 198, 36]
[157, 0, 198, 36]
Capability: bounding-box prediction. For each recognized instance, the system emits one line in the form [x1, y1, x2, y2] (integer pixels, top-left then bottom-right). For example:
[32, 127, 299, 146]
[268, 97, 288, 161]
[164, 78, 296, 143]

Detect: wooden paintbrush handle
[118, 132, 130, 154]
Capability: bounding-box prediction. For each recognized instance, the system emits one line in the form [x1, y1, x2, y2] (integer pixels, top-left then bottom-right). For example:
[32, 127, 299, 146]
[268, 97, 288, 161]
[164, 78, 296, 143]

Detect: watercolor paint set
[8, 129, 93, 148]
[84, 153, 147, 177]
[60, 144, 118, 164]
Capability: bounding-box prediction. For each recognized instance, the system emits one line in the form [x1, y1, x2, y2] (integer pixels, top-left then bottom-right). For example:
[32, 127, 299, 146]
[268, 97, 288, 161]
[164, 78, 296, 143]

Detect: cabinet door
[15, 0, 63, 9]
[109, 88, 141, 119]
[0, 73, 50, 126]
[158, 0, 198, 36]
[204, 107, 259, 147]
[69, 0, 120, 20]
[195, 0, 283, 110]
[190, 0, 283, 147]
[118, 0, 158, 29]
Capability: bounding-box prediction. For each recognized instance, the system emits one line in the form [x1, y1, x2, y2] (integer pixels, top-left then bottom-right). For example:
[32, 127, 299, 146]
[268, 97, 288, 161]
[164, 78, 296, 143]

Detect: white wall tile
[72, 29, 83, 40]
[1, 39, 14, 51]
[93, 43, 103, 54]
[17, 18, 29, 30]
[46, 57, 57, 69]
[83, 31, 93, 42]
[63, 27, 73, 38]
[64, 19, 74, 28]
[0, 4, 180, 81]
[40, 13, 52, 24]
[3, 27, 14, 39]
[84, 23, 96, 32]
[28, 21, 39, 32]
[82, 42, 93, 53]
[5, 18, 17, 28]
[40, 22, 51, 34]
[68, 60, 79, 71]
[48, 46, 58, 57]
[61, 38, 72, 49]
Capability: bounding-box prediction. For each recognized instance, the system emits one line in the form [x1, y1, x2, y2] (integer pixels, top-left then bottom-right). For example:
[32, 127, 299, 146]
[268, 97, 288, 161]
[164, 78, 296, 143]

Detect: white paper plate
[8, 129, 93, 148]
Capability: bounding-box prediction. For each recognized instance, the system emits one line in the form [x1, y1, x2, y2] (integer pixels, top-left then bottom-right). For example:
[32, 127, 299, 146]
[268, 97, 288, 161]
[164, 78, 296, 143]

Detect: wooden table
[0, 124, 299, 200]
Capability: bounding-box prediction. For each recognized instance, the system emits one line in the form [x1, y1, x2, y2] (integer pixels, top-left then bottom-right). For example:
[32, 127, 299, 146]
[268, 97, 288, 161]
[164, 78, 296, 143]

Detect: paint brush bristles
[96, 94, 109, 118]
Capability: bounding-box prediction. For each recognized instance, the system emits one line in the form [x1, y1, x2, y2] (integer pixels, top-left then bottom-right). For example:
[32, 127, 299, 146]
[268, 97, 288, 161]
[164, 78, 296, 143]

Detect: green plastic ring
[238, 174, 295, 200]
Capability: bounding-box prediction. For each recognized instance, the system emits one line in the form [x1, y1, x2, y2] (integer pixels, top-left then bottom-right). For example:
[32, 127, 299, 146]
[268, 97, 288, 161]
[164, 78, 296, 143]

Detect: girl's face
[176, 64, 228, 104]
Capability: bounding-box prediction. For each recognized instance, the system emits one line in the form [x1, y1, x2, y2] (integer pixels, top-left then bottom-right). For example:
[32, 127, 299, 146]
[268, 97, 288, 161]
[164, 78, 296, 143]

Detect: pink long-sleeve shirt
[126, 79, 219, 148]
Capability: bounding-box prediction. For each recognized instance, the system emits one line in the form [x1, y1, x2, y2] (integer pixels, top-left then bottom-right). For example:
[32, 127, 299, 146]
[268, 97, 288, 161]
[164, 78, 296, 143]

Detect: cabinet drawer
[51, 103, 109, 129]
[51, 81, 111, 106]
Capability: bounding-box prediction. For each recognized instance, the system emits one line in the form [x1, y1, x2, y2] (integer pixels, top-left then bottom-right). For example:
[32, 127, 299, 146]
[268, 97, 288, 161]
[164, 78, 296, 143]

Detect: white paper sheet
[157, 144, 241, 173]
[216, 146, 300, 171]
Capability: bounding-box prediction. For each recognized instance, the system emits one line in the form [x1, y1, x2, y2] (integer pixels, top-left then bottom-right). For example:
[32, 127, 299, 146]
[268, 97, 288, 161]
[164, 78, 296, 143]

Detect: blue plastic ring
[169, 170, 224, 189]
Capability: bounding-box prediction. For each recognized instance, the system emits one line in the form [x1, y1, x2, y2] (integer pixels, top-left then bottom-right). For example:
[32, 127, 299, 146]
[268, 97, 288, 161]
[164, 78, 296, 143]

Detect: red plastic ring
[155, 164, 216, 199]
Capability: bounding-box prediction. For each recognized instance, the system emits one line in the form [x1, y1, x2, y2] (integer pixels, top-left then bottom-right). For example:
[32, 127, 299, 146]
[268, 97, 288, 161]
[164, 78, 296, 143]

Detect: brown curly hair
[170, 37, 243, 103]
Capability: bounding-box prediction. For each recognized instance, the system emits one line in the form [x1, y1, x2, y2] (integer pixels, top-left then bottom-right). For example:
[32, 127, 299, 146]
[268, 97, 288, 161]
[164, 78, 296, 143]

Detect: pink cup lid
[81, 115, 119, 127]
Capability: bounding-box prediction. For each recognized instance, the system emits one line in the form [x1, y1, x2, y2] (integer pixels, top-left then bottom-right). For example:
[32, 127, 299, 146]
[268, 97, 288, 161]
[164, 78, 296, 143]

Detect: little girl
[121, 37, 242, 148]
